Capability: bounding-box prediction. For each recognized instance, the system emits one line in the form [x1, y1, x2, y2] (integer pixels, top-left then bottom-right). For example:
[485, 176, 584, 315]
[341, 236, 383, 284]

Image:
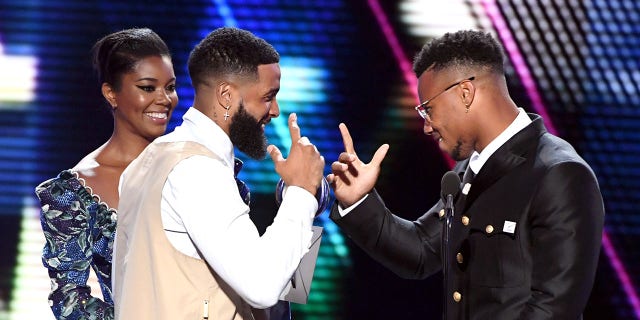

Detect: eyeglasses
[414, 76, 475, 122]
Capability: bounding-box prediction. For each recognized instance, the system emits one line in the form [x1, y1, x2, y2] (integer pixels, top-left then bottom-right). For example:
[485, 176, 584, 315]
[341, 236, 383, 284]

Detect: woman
[35, 28, 178, 319]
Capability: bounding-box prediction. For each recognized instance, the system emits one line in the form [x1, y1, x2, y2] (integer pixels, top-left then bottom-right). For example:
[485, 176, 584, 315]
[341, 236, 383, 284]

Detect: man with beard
[326, 30, 604, 319]
[113, 27, 325, 320]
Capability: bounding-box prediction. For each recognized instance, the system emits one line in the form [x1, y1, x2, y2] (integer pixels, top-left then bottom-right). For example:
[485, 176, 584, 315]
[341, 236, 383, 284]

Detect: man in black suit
[327, 30, 604, 319]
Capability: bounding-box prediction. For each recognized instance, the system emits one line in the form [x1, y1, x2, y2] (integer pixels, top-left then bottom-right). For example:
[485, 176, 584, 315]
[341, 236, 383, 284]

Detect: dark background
[0, 0, 638, 319]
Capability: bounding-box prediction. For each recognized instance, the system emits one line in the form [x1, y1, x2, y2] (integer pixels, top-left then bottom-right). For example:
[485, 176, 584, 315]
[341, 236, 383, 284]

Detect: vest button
[453, 291, 462, 302]
[486, 225, 494, 234]
[461, 216, 469, 226]
[456, 252, 464, 264]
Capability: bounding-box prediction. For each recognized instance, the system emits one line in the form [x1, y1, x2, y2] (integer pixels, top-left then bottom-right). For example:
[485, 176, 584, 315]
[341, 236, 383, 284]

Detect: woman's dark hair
[91, 28, 170, 91]
[187, 27, 279, 88]
[413, 30, 505, 77]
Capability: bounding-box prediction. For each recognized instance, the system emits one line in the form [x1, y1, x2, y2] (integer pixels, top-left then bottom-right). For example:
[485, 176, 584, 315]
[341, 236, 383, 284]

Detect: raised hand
[268, 113, 324, 196]
[326, 123, 389, 207]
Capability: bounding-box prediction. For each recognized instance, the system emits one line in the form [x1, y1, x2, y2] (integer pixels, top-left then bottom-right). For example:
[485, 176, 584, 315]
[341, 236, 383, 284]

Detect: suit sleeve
[521, 161, 605, 319]
[330, 189, 444, 279]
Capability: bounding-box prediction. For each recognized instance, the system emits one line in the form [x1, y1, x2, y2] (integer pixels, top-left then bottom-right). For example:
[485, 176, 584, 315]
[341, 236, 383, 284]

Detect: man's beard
[451, 139, 464, 161]
[229, 101, 268, 160]
[451, 138, 474, 162]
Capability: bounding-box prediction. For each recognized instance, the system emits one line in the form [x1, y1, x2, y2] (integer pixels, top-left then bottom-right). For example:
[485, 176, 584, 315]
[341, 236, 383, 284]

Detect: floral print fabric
[36, 170, 116, 319]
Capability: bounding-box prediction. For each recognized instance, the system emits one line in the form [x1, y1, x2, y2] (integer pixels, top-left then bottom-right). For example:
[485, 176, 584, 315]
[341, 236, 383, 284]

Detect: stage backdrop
[0, 0, 638, 319]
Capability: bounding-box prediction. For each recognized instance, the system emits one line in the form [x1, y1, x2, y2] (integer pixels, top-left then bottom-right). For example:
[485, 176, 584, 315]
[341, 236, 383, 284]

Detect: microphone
[275, 177, 330, 217]
[441, 170, 461, 210]
[440, 171, 460, 319]
[440, 170, 461, 234]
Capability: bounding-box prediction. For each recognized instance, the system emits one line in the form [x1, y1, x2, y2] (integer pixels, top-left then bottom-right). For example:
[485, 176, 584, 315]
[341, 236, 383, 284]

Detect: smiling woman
[34, 28, 177, 320]
[104, 55, 176, 144]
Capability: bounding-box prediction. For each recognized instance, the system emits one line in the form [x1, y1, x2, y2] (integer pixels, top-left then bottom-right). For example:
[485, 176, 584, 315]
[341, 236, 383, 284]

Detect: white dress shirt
[467, 108, 531, 174]
[122, 107, 317, 308]
[339, 108, 532, 216]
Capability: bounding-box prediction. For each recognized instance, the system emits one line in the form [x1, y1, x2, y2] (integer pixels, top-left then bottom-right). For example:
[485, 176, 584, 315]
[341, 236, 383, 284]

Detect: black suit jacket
[330, 114, 604, 320]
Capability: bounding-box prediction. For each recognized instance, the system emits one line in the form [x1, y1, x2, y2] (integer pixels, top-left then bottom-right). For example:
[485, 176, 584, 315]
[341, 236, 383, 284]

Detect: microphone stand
[440, 170, 461, 319]
[442, 193, 454, 319]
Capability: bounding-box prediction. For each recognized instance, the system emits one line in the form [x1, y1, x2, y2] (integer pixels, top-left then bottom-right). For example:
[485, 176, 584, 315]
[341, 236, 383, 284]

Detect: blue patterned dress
[36, 170, 116, 319]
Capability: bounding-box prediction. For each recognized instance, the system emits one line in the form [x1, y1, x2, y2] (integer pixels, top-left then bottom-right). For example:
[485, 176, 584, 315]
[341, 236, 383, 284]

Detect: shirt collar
[178, 107, 235, 168]
[468, 108, 532, 174]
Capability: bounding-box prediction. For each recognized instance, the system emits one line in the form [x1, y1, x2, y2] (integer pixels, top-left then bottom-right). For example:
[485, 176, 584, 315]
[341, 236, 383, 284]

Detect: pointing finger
[339, 123, 356, 154]
[288, 113, 302, 143]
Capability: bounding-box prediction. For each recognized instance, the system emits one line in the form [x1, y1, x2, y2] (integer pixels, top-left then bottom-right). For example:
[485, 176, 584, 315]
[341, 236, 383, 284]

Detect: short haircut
[187, 27, 280, 88]
[91, 28, 171, 91]
[412, 30, 505, 78]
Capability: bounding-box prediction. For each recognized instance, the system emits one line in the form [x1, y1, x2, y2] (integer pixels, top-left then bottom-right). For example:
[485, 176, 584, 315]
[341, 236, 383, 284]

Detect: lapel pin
[503, 220, 516, 234]
[462, 183, 471, 195]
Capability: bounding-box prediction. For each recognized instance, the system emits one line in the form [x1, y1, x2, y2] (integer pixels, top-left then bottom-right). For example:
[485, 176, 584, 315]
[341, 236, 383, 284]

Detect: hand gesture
[326, 123, 389, 207]
[268, 113, 324, 196]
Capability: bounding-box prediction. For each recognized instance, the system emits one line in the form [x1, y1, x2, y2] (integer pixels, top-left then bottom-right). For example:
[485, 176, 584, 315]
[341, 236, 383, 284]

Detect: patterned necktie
[234, 158, 251, 205]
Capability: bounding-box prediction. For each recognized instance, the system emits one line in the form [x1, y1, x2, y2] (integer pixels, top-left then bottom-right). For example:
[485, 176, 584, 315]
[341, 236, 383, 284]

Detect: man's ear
[217, 81, 233, 107]
[460, 80, 475, 107]
[101, 83, 117, 109]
